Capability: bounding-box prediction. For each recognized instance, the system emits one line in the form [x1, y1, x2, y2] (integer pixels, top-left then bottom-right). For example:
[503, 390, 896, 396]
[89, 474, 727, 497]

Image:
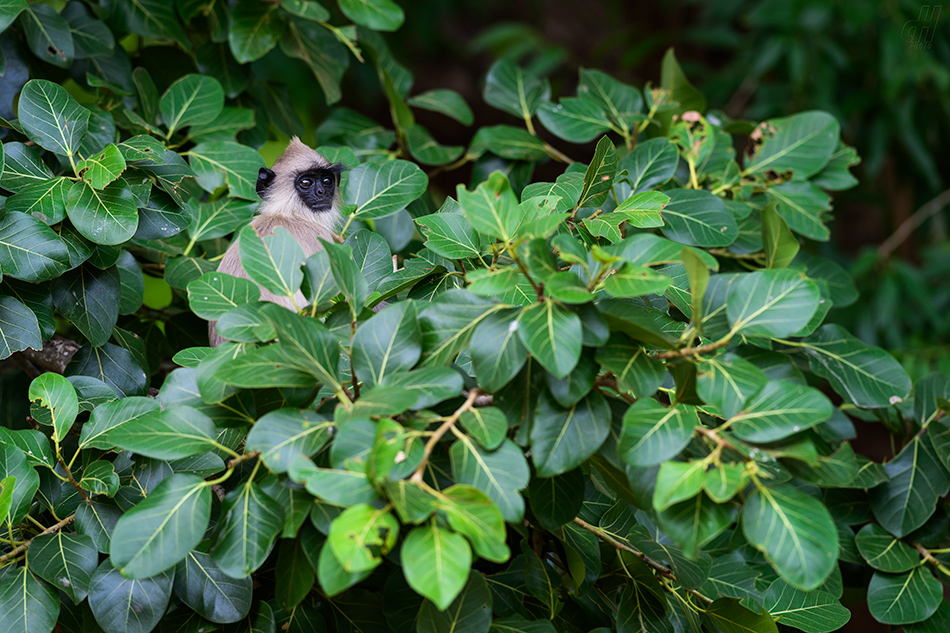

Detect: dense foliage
[0, 2, 947, 633]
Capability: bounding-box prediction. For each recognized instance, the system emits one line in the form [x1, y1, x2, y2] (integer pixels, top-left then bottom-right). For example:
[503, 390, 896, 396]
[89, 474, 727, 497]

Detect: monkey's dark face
[257, 163, 344, 213]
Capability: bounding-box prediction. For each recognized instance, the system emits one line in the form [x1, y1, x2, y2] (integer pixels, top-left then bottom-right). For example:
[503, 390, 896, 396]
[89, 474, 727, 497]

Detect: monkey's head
[256, 137, 345, 218]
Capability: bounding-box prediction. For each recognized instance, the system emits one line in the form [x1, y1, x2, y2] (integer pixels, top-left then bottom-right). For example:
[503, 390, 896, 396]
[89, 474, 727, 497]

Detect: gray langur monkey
[209, 137, 344, 346]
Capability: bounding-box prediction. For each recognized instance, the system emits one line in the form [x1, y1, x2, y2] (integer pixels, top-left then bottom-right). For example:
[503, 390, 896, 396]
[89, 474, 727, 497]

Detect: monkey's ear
[256, 167, 276, 198]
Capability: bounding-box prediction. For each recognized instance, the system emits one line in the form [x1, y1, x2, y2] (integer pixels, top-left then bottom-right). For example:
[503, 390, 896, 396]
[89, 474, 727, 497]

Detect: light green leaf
[766, 181, 832, 242]
[346, 159, 428, 220]
[28, 372, 78, 443]
[696, 353, 768, 419]
[763, 578, 850, 633]
[352, 301, 421, 388]
[110, 474, 212, 579]
[618, 399, 697, 467]
[18, 79, 89, 156]
[577, 136, 616, 208]
[450, 438, 530, 522]
[407, 89, 474, 125]
[762, 202, 799, 269]
[105, 406, 218, 460]
[238, 224, 305, 299]
[517, 301, 582, 379]
[745, 111, 839, 179]
[338, 0, 404, 30]
[620, 137, 678, 194]
[159, 74, 225, 136]
[187, 271, 260, 320]
[855, 523, 919, 573]
[417, 213, 483, 260]
[327, 504, 399, 572]
[727, 380, 833, 443]
[402, 523, 472, 611]
[442, 484, 510, 563]
[577, 67, 642, 132]
[188, 141, 264, 200]
[661, 189, 737, 247]
[66, 179, 138, 245]
[653, 461, 705, 511]
[726, 268, 821, 338]
[245, 409, 332, 474]
[77, 144, 126, 189]
[0, 0, 26, 32]
[456, 171, 521, 242]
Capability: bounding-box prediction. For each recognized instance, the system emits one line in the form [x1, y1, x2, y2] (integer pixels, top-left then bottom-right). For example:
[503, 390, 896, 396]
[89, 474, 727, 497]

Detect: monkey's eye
[322, 176, 333, 186]
[298, 177, 314, 188]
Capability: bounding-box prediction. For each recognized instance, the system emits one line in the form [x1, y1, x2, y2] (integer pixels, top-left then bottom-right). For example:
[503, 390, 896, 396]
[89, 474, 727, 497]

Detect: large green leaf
[517, 301, 582, 379]
[21, 5, 73, 67]
[211, 482, 285, 578]
[696, 353, 768, 419]
[456, 171, 521, 242]
[869, 436, 950, 537]
[187, 271, 260, 320]
[745, 111, 839, 179]
[339, 0, 404, 30]
[766, 181, 832, 241]
[346, 159, 428, 220]
[417, 571, 492, 633]
[578, 67, 642, 131]
[531, 391, 610, 477]
[245, 409, 332, 474]
[352, 301, 421, 388]
[402, 523, 472, 611]
[0, 143, 53, 193]
[537, 98, 612, 143]
[66, 179, 138, 245]
[281, 18, 350, 105]
[0, 296, 42, 359]
[799, 325, 912, 408]
[618, 399, 697, 467]
[660, 189, 737, 247]
[237, 224, 305, 300]
[322, 239, 370, 318]
[619, 137, 678, 194]
[469, 308, 528, 393]
[159, 74, 224, 136]
[726, 268, 821, 338]
[854, 523, 919, 573]
[417, 213, 484, 260]
[483, 59, 549, 119]
[327, 504, 399, 572]
[577, 136, 616, 208]
[0, 567, 59, 633]
[468, 125, 549, 161]
[174, 551, 253, 623]
[763, 578, 850, 633]
[106, 405, 218, 460]
[18, 79, 89, 156]
[595, 333, 666, 398]
[77, 144, 127, 189]
[188, 141, 264, 200]
[704, 598, 777, 633]
[267, 310, 343, 392]
[0, 445, 39, 526]
[450, 438, 530, 522]
[726, 380, 833, 443]
[0, 0, 26, 31]
[867, 567, 942, 626]
[6, 177, 70, 225]
[28, 532, 98, 605]
[110, 474, 212, 579]
[0, 211, 69, 282]
[51, 264, 120, 346]
[88, 559, 173, 633]
[442, 484, 509, 563]
[28, 372, 78, 443]
[742, 483, 838, 590]
[66, 342, 148, 397]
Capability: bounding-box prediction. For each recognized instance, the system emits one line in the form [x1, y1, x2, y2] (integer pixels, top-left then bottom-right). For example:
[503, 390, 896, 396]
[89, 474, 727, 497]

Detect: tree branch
[0, 514, 76, 566]
[16, 335, 81, 374]
[410, 389, 481, 483]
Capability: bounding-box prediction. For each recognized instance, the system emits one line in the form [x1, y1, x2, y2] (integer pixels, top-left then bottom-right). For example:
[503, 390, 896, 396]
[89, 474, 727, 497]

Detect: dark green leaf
[0, 567, 59, 633]
[531, 391, 610, 477]
[29, 532, 98, 605]
[88, 559, 173, 633]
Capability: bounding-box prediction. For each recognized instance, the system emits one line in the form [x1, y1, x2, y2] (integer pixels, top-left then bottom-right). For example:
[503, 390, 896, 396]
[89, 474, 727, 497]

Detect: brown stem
[57, 455, 90, 504]
[227, 450, 260, 469]
[572, 517, 714, 605]
[410, 389, 481, 484]
[512, 252, 544, 301]
[14, 334, 80, 375]
[654, 337, 732, 360]
[878, 188, 950, 260]
[0, 513, 76, 565]
[914, 541, 950, 577]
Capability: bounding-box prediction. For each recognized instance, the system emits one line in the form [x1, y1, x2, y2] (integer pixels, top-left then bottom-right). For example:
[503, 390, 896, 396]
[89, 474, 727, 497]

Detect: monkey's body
[209, 138, 343, 346]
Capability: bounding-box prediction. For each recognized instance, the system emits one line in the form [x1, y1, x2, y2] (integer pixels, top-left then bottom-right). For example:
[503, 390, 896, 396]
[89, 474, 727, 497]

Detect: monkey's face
[293, 166, 342, 212]
[255, 137, 345, 217]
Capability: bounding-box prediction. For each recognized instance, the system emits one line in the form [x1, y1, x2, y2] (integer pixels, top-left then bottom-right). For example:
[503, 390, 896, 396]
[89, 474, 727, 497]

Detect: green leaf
[0, 143, 53, 193]
[458, 407, 508, 451]
[660, 48, 706, 118]
[766, 181, 832, 242]
[483, 59, 550, 119]
[902, 600, 950, 633]
[619, 399, 697, 467]
[0, 567, 59, 633]
[339, 0, 403, 30]
[88, 559, 173, 633]
[317, 537, 372, 596]
[106, 405, 217, 460]
[66, 342, 148, 397]
[301, 248, 342, 307]
[531, 391, 610, 477]
[620, 137, 678, 194]
[528, 469, 584, 530]
[660, 189, 737, 247]
[159, 74, 224, 136]
[352, 301, 421, 388]
[211, 482, 285, 578]
[380, 367, 463, 410]
[63, 2, 114, 58]
[28, 373, 78, 443]
[469, 308, 529, 393]
[0, 296, 42, 359]
[0, 445, 39, 525]
[238, 224, 305, 299]
[578, 136, 616, 208]
[346, 159, 428, 220]
[602, 263, 672, 298]
[742, 482, 838, 590]
[726, 268, 821, 338]
[51, 265, 120, 346]
[280, 18, 349, 106]
[800, 324, 912, 408]
[403, 523, 472, 610]
[653, 461, 705, 511]
[408, 89, 474, 125]
[517, 301, 582, 379]
[656, 493, 737, 558]
[468, 125, 548, 162]
[417, 571, 492, 633]
[406, 124, 464, 165]
[80, 460, 120, 496]
[245, 409, 332, 474]
[610, 190, 669, 229]
[281, 0, 331, 21]
[456, 171, 521, 242]
[187, 271, 261, 320]
[77, 144, 126, 189]
[417, 213, 483, 260]
[6, 177, 70, 225]
[0, 211, 69, 281]
[705, 598, 777, 633]
[174, 551, 252, 623]
[854, 523, 919, 573]
[450, 438, 530, 522]
[745, 111, 839, 179]
[578, 68, 643, 132]
[188, 141, 264, 200]
[66, 179, 138, 245]
[18, 79, 89, 156]
[28, 532, 98, 605]
[442, 484, 510, 563]
[110, 474, 212, 579]
[867, 567, 942, 626]
[869, 436, 950, 537]
[763, 578, 850, 633]
[327, 504, 399, 572]
[697, 353, 768, 419]
[537, 98, 612, 143]
[20, 5, 73, 68]
[762, 203, 799, 269]
[727, 380, 833, 443]
[79, 396, 158, 449]
[347, 228, 393, 294]
[595, 333, 666, 398]
[0, 0, 26, 31]
[616, 573, 670, 633]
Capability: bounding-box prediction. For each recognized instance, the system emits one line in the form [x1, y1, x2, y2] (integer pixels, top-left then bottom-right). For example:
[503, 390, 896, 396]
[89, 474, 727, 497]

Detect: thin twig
[227, 450, 260, 469]
[654, 336, 732, 360]
[878, 187, 950, 260]
[914, 541, 950, 577]
[0, 514, 76, 565]
[572, 517, 714, 605]
[410, 389, 481, 483]
[57, 455, 89, 505]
